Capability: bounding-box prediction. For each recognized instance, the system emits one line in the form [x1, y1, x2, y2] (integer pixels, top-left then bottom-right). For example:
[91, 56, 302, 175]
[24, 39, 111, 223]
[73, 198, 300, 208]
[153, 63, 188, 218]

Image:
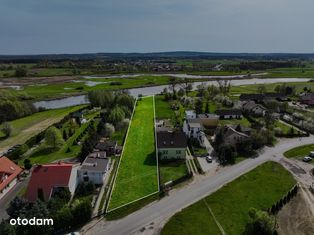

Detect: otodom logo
[10, 217, 54, 226]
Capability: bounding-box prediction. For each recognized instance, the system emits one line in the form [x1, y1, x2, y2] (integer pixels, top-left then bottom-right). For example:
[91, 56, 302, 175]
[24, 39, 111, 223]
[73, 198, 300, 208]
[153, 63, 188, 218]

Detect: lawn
[0, 105, 86, 153]
[19, 114, 99, 165]
[274, 121, 300, 135]
[155, 95, 175, 120]
[284, 143, 314, 159]
[108, 96, 158, 211]
[159, 161, 188, 185]
[162, 161, 296, 235]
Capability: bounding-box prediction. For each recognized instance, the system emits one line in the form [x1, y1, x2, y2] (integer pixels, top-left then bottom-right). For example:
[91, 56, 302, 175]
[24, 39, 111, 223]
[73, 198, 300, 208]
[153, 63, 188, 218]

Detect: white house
[183, 119, 204, 140]
[77, 152, 109, 185]
[185, 110, 196, 119]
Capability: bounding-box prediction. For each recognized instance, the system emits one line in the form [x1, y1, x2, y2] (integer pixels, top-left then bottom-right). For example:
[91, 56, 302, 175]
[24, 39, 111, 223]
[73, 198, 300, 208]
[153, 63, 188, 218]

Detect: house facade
[0, 156, 23, 201]
[183, 119, 204, 139]
[242, 101, 267, 117]
[157, 132, 187, 160]
[77, 151, 109, 185]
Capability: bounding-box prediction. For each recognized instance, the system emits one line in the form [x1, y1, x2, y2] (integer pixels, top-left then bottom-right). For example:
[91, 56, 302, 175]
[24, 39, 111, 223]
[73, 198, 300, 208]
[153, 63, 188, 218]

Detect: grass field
[108, 96, 158, 211]
[284, 143, 314, 159]
[159, 161, 188, 185]
[219, 117, 251, 127]
[162, 161, 296, 235]
[0, 105, 86, 153]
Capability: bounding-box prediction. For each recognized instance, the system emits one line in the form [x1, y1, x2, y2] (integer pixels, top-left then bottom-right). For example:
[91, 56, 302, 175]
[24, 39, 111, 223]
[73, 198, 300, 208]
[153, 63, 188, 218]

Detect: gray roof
[80, 152, 108, 172]
[157, 131, 187, 149]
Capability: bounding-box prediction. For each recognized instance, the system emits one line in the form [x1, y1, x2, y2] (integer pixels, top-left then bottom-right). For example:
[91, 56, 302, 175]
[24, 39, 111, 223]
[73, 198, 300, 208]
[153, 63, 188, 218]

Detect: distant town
[1, 54, 314, 235]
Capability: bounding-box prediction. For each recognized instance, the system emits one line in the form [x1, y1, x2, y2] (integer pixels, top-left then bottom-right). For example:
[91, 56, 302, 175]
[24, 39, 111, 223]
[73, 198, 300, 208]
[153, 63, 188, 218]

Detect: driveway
[82, 136, 314, 235]
[197, 157, 219, 173]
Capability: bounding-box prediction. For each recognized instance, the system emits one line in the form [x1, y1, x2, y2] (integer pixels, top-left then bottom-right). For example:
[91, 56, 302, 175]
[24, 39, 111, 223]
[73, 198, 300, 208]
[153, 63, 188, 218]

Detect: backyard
[162, 161, 296, 235]
[107, 96, 158, 211]
[0, 105, 86, 153]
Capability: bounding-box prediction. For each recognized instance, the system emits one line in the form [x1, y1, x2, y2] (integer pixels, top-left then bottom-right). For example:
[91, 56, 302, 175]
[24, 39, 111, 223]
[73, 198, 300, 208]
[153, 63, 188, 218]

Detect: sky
[0, 0, 313, 54]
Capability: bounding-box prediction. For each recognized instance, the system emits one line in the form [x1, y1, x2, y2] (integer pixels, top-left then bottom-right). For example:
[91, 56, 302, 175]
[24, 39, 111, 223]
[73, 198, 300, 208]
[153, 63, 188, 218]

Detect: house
[198, 113, 219, 128]
[240, 93, 287, 102]
[218, 125, 251, 146]
[26, 162, 78, 202]
[94, 140, 117, 156]
[300, 92, 314, 106]
[157, 131, 187, 160]
[185, 110, 196, 119]
[0, 156, 23, 200]
[215, 109, 243, 119]
[183, 119, 204, 139]
[242, 101, 267, 117]
[77, 152, 109, 185]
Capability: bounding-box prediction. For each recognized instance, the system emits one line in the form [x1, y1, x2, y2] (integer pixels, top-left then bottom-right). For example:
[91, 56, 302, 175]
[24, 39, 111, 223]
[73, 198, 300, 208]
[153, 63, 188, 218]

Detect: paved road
[0, 177, 29, 220]
[83, 136, 314, 235]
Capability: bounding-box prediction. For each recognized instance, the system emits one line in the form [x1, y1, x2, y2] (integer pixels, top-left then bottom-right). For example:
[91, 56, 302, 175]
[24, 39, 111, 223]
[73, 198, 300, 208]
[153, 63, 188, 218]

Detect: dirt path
[277, 185, 314, 235]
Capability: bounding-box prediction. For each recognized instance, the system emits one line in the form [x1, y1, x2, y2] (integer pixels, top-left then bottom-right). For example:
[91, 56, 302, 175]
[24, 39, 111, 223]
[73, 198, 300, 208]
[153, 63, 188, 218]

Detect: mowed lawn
[0, 105, 86, 153]
[284, 143, 314, 159]
[108, 96, 158, 210]
[162, 162, 296, 235]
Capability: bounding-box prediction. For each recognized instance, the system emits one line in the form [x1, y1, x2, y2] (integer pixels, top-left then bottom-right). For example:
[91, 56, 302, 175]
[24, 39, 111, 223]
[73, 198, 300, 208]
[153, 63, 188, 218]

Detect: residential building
[218, 125, 251, 146]
[240, 93, 286, 102]
[77, 152, 109, 185]
[242, 101, 267, 117]
[183, 119, 204, 139]
[185, 110, 196, 119]
[157, 131, 187, 160]
[300, 92, 314, 106]
[94, 140, 117, 156]
[0, 156, 23, 200]
[215, 109, 243, 119]
[26, 162, 78, 202]
[198, 113, 219, 128]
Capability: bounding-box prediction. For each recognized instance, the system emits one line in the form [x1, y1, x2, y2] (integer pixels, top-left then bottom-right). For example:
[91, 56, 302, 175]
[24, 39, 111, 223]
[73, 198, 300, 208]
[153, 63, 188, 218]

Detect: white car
[206, 156, 213, 163]
[303, 156, 312, 162]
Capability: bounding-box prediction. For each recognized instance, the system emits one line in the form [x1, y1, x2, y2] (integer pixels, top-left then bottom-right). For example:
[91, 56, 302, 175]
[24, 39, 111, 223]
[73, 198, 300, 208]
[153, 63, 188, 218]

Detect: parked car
[206, 156, 213, 163]
[309, 151, 314, 158]
[303, 156, 312, 162]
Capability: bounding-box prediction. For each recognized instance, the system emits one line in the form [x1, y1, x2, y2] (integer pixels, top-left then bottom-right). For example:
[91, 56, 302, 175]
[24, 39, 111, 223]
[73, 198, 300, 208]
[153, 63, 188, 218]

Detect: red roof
[26, 163, 73, 202]
[0, 156, 23, 192]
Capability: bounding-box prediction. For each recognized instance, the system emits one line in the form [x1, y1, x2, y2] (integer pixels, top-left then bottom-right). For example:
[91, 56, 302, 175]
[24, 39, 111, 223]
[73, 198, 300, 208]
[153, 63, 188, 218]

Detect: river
[33, 77, 310, 110]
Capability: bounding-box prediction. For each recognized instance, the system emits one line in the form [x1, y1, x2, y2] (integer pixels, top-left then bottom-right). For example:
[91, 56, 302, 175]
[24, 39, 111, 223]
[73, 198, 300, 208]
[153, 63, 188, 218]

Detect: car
[309, 151, 314, 158]
[206, 156, 213, 163]
[303, 156, 312, 162]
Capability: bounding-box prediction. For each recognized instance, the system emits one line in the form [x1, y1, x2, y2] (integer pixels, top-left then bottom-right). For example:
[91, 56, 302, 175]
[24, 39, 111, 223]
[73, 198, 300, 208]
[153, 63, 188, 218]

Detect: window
[163, 150, 168, 154]
[176, 150, 181, 154]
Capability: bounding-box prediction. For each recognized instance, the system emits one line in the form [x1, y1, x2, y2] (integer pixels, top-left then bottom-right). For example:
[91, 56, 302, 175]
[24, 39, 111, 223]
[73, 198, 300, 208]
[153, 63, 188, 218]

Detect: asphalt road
[83, 136, 314, 235]
[0, 176, 29, 220]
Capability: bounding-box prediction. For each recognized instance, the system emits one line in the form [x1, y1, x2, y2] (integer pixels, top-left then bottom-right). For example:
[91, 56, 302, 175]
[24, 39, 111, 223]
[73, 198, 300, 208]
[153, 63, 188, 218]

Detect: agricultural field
[162, 161, 295, 235]
[0, 105, 86, 153]
[108, 96, 158, 211]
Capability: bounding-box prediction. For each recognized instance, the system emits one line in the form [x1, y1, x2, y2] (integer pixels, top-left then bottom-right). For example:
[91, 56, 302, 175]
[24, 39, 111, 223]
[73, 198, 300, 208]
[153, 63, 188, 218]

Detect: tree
[71, 199, 92, 225]
[0, 220, 16, 235]
[14, 66, 27, 77]
[23, 158, 32, 170]
[205, 101, 210, 113]
[243, 208, 276, 235]
[177, 88, 185, 97]
[181, 78, 193, 94]
[108, 106, 125, 124]
[168, 77, 179, 99]
[7, 197, 29, 218]
[217, 144, 236, 164]
[45, 126, 65, 149]
[1, 122, 12, 137]
[53, 206, 73, 231]
[104, 123, 115, 137]
[257, 84, 266, 94]
[116, 93, 135, 111]
[195, 99, 203, 114]
[88, 90, 115, 108]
